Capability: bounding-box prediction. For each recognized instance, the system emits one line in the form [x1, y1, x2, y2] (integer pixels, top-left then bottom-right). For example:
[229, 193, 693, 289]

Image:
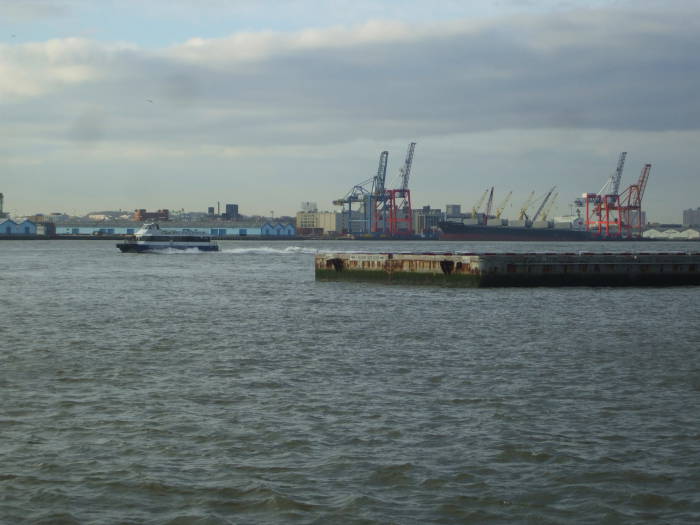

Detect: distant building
[683, 207, 700, 226]
[626, 210, 647, 228]
[1, 219, 37, 236]
[296, 211, 341, 236]
[445, 204, 461, 218]
[261, 223, 297, 237]
[207, 206, 215, 216]
[24, 214, 54, 223]
[133, 209, 169, 222]
[301, 201, 318, 213]
[643, 227, 700, 240]
[224, 203, 239, 220]
[413, 206, 444, 235]
[0, 192, 6, 218]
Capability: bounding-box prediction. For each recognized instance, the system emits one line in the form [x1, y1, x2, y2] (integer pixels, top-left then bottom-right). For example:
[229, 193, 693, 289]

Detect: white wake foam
[220, 246, 318, 255]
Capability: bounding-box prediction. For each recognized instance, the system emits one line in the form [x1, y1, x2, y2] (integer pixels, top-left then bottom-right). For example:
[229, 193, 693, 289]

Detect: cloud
[8, 8, 698, 139]
[2, 5, 699, 219]
[0, 38, 135, 99]
[0, 0, 73, 21]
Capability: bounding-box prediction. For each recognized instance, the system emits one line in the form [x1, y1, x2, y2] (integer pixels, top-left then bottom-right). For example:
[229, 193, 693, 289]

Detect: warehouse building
[296, 210, 343, 236]
[643, 227, 700, 240]
[261, 223, 297, 236]
[0, 219, 37, 236]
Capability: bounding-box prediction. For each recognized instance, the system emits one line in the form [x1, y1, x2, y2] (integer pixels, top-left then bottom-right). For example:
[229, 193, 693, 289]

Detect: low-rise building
[296, 210, 342, 236]
[133, 209, 169, 221]
[413, 206, 444, 236]
[643, 227, 700, 240]
[683, 207, 700, 226]
[261, 223, 297, 236]
[0, 219, 37, 236]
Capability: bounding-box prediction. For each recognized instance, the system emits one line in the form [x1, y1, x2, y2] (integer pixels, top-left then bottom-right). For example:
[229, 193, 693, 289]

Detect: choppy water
[2, 239, 700, 524]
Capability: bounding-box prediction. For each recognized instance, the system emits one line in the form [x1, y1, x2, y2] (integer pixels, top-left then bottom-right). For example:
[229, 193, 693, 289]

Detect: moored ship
[117, 223, 219, 252]
[438, 220, 594, 242]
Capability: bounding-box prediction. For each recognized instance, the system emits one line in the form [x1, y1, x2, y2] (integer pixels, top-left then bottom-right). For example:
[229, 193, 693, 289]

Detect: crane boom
[495, 191, 512, 219]
[541, 192, 559, 220]
[637, 163, 651, 203]
[612, 152, 627, 195]
[531, 186, 557, 222]
[472, 188, 489, 218]
[518, 191, 536, 220]
[599, 151, 627, 195]
[372, 151, 389, 195]
[483, 187, 494, 224]
[399, 142, 416, 191]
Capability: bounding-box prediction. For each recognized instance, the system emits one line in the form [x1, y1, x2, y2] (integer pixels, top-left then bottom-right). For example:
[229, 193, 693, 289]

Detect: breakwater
[315, 251, 700, 286]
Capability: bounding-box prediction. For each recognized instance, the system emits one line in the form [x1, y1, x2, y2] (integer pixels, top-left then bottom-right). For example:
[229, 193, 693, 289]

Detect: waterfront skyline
[2, 0, 699, 223]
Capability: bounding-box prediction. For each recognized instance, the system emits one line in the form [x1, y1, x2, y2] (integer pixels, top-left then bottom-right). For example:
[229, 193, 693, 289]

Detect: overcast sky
[2, 0, 699, 222]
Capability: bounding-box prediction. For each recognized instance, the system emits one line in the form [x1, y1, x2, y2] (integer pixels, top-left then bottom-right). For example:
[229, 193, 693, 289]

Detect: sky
[2, 0, 699, 222]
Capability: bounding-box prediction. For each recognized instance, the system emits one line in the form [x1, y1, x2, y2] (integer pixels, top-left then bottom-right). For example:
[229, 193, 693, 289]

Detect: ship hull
[439, 222, 594, 242]
[117, 242, 219, 252]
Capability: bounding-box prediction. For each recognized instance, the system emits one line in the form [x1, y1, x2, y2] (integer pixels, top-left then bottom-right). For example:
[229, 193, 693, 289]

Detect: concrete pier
[315, 252, 700, 287]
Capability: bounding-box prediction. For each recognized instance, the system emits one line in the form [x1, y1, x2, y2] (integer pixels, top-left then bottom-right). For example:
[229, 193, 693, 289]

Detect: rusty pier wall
[315, 252, 700, 287]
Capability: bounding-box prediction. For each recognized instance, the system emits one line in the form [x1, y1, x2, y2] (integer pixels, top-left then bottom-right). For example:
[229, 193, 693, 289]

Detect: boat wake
[220, 246, 318, 255]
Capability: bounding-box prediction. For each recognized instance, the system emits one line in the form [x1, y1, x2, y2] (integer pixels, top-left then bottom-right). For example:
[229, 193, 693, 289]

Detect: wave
[220, 246, 318, 255]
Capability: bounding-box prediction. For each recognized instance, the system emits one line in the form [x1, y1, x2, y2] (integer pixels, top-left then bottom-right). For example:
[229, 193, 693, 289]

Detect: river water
[2, 239, 699, 524]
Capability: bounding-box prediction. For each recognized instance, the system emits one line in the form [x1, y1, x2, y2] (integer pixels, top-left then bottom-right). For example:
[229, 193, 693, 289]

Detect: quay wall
[315, 252, 700, 287]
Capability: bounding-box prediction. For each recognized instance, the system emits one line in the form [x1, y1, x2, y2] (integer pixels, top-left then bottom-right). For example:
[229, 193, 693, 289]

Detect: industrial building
[1, 219, 37, 236]
[683, 207, 700, 227]
[413, 206, 443, 236]
[445, 204, 462, 219]
[261, 223, 296, 236]
[133, 209, 170, 221]
[643, 227, 700, 240]
[54, 222, 296, 238]
[224, 204, 239, 220]
[296, 210, 343, 236]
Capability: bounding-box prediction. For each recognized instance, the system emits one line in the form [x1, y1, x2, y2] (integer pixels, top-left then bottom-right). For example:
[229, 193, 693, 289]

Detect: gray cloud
[0, 0, 73, 21]
[2, 6, 699, 220]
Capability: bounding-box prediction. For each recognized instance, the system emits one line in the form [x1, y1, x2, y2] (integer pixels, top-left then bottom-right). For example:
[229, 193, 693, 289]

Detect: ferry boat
[116, 223, 219, 252]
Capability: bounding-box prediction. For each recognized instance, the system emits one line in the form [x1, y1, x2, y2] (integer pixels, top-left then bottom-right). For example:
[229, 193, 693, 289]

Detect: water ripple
[1, 239, 699, 524]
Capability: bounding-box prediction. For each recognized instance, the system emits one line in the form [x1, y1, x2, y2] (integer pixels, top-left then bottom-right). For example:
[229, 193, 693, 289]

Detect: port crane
[598, 152, 627, 196]
[619, 163, 651, 238]
[371, 151, 390, 233]
[531, 186, 557, 223]
[482, 187, 495, 224]
[333, 142, 417, 237]
[472, 188, 490, 218]
[540, 192, 559, 221]
[385, 142, 416, 235]
[333, 183, 372, 234]
[495, 191, 512, 219]
[518, 191, 536, 221]
[577, 152, 649, 239]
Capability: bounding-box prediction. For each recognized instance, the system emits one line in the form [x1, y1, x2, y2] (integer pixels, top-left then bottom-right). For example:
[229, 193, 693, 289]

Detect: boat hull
[439, 222, 594, 241]
[117, 243, 219, 252]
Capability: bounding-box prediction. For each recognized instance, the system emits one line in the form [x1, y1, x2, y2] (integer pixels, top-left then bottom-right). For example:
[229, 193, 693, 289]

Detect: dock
[315, 252, 700, 287]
